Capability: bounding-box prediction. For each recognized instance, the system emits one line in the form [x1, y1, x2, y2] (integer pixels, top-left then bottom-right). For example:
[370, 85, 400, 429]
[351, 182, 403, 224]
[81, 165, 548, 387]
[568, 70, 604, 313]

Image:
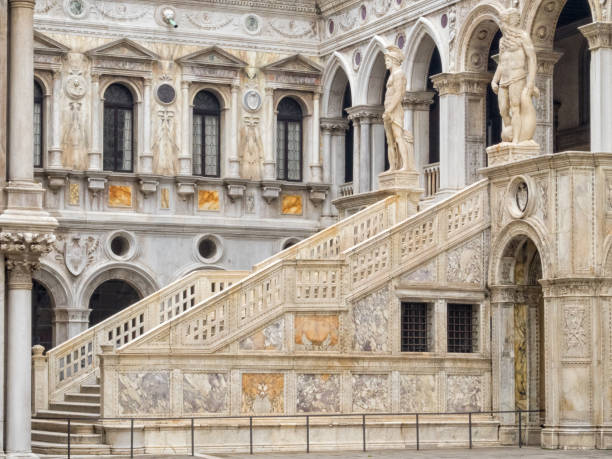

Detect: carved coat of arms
[56, 235, 99, 276]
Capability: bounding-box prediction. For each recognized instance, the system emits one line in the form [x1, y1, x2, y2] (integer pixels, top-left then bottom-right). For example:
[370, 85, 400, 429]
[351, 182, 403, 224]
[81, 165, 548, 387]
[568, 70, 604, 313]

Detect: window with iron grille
[401, 302, 431, 352]
[103, 83, 134, 172]
[447, 303, 478, 353]
[34, 80, 43, 168]
[276, 97, 302, 181]
[192, 90, 221, 177]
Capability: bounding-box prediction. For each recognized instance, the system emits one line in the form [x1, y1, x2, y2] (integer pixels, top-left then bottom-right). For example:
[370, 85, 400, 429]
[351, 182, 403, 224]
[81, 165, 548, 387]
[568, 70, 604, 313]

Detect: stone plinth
[377, 170, 424, 219]
[486, 143, 540, 167]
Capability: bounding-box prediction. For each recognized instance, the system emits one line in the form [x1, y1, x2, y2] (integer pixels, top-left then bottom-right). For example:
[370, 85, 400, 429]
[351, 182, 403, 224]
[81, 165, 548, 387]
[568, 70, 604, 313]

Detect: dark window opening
[89, 280, 141, 327]
[198, 237, 217, 260]
[382, 70, 390, 171]
[342, 84, 353, 183]
[486, 30, 503, 149]
[401, 302, 430, 352]
[34, 80, 43, 168]
[103, 84, 134, 172]
[276, 97, 303, 181]
[193, 90, 221, 177]
[427, 48, 442, 164]
[32, 280, 53, 350]
[447, 303, 477, 353]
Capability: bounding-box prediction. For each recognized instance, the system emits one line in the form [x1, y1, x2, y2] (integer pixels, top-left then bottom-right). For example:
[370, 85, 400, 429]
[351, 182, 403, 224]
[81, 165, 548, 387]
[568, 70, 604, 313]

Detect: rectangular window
[193, 114, 203, 175]
[204, 115, 219, 176]
[33, 101, 43, 167]
[276, 121, 286, 180]
[401, 302, 431, 352]
[286, 120, 301, 181]
[447, 303, 478, 353]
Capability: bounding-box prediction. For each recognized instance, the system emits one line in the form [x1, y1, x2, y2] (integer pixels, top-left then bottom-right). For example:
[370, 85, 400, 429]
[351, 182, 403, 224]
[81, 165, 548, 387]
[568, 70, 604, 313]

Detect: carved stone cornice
[536, 49, 563, 76]
[345, 105, 384, 123]
[403, 91, 435, 111]
[539, 277, 602, 299]
[431, 72, 493, 96]
[0, 232, 56, 289]
[579, 22, 612, 51]
[320, 117, 349, 133]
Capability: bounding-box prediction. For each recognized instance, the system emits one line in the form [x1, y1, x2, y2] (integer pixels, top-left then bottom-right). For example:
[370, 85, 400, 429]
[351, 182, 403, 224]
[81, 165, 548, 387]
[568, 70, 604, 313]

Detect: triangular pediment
[262, 54, 322, 76]
[86, 38, 159, 61]
[34, 31, 70, 55]
[177, 46, 247, 69]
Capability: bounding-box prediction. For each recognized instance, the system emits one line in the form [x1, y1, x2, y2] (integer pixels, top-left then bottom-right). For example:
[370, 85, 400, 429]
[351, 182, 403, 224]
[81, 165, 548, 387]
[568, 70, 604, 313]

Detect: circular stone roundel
[243, 14, 261, 35]
[243, 90, 262, 112]
[65, 74, 87, 100]
[156, 83, 176, 105]
[505, 175, 535, 220]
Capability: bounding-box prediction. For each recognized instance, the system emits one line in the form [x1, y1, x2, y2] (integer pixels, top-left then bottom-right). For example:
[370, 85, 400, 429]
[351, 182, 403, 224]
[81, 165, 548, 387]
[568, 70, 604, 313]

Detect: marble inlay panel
[446, 375, 482, 412]
[352, 374, 389, 412]
[400, 260, 436, 283]
[109, 185, 132, 207]
[297, 373, 340, 413]
[160, 187, 170, 209]
[242, 373, 284, 414]
[198, 190, 220, 211]
[514, 304, 528, 411]
[294, 315, 339, 351]
[352, 286, 389, 352]
[183, 373, 228, 414]
[239, 319, 284, 351]
[400, 374, 437, 412]
[118, 372, 170, 415]
[281, 194, 302, 215]
[68, 182, 79, 206]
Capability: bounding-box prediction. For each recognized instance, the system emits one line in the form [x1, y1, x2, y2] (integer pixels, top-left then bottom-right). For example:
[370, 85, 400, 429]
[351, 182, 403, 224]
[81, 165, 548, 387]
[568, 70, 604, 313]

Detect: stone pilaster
[535, 50, 562, 154]
[580, 22, 612, 152]
[48, 71, 63, 169]
[88, 73, 101, 171]
[310, 91, 322, 183]
[140, 77, 153, 174]
[263, 87, 276, 180]
[228, 84, 241, 178]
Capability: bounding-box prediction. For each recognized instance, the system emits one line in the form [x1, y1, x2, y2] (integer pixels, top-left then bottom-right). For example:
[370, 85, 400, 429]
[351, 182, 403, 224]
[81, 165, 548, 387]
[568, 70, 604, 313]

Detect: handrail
[37, 409, 544, 458]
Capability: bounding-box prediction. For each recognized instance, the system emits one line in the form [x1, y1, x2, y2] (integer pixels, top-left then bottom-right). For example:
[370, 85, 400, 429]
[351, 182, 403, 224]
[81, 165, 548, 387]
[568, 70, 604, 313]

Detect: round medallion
[64, 74, 87, 100]
[243, 14, 261, 35]
[396, 0, 402, 5]
[353, 50, 362, 70]
[65, 0, 87, 18]
[360, 5, 367, 20]
[505, 176, 535, 219]
[328, 19, 335, 35]
[516, 181, 529, 213]
[156, 83, 176, 105]
[441, 13, 448, 28]
[243, 90, 262, 112]
[396, 33, 406, 50]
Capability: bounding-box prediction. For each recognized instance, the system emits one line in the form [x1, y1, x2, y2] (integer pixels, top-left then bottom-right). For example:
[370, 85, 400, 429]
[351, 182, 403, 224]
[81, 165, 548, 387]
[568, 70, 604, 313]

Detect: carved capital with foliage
[0, 232, 56, 289]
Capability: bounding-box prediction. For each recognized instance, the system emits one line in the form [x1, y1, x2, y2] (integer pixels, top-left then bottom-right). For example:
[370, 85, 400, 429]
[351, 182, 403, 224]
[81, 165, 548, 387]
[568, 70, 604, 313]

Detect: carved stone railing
[423, 162, 440, 197]
[44, 270, 249, 403]
[339, 182, 354, 197]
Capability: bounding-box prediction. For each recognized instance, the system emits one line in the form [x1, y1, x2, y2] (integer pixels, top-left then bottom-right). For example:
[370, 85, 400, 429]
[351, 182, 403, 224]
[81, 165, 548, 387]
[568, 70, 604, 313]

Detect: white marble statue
[383, 45, 415, 172]
[491, 8, 540, 145]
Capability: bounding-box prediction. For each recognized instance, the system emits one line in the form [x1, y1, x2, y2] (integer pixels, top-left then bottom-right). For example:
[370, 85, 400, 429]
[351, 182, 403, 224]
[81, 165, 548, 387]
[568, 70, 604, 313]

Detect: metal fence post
[518, 410, 522, 448]
[191, 417, 195, 456]
[67, 418, 71, 459]
[306, 415, 310, 453]
[130, 418, 134, 458]
[362, 414, 366, 452]
[249, 416, 253, 454]
[469, 412, 472, 449]
[415, 414, 419, 451]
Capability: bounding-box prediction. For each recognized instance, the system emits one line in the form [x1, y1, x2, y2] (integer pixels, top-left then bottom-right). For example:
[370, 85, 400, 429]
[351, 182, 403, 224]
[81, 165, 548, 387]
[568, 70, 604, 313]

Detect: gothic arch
[456, 2, 504, 72]
[524, 0, 598, 49]
[33, 264, 73, 309]
[322, 52, 355, 118]
[404, 17, 447, 90]
[356, 35, 389, 105]
[489, 220, 552, 286]
[76, 262, 159, 308]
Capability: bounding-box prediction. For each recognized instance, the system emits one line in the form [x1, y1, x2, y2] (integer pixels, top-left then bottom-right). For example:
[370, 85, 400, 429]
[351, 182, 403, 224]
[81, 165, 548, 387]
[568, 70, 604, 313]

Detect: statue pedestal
[486, 142, 540, 167]
[378, 170, 424, 219]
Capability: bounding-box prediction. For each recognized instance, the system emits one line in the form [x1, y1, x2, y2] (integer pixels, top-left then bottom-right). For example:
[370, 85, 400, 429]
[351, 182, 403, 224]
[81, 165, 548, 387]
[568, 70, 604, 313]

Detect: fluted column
[1, 232, 55, 457]
[263, 88, 276, 180]
[88, 73, 101, 170]
[140, 78, 153, 173]
[179, 81, 191, 175]
[581, 22, 612, 152]
[48, 71, 63, 168]
[228, 84, 241, 178]
[310, 91, 322, 183]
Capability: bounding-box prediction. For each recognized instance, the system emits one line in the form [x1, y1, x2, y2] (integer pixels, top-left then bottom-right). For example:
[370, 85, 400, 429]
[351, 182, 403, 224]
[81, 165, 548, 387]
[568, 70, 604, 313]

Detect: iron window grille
[34, 80, 43, 168]
[447, 303, 478, 353]
[401, 302, 432, 352]
[192, 90, 221, 177]
[276, 97, 303, 182]
[103, 83, 134, 172]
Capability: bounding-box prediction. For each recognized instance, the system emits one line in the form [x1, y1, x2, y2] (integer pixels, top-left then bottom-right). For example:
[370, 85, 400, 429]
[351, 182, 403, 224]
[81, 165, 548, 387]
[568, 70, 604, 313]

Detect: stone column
[320, 117, 348, 215]
[140, 77, 153, 174]
[534, 50, 562, 154]
[1, 232, 55, 457]
[263, 88, 276, 180]
[349, 116, 360, 193]
[346, 106, 383, 194]
[580, 22, 612, 152]
[88, 73, 101, 170]
[48, 71, 63, 169]
[228, 84, 241, 178]
[310, 91, 322, 183]
[370, 116, 385, 187]
[403, 91, 434, 183]
[178, 81, 191, 175]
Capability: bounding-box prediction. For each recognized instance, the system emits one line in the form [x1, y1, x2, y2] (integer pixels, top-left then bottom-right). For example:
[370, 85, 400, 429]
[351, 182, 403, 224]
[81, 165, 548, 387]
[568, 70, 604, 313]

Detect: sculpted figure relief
[491, 8, 540, 146]
[383, 45, 415, 172]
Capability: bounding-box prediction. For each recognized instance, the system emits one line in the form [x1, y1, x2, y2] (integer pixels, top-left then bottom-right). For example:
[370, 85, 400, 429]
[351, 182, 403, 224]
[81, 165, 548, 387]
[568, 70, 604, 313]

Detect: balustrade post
[31, 345, 49, 414]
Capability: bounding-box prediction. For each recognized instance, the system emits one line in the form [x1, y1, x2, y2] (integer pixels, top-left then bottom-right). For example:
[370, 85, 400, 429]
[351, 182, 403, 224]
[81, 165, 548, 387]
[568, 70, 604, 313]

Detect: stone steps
[32, 418, 97, 434]
[32, 429, 103, 445]
[49, 401, 101, 414]
[65, 392, 100, 404]
[32, 440, 111, 455]
[80, 384, 100, 394]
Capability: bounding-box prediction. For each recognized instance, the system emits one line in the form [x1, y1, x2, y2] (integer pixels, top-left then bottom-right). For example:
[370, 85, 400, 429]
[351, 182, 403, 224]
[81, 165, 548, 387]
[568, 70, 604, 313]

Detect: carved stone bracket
[176, 177, 196, 200]
[0, 232, 55, 289]
[579, 22, 612, 51]
[261, 182, 281, 203]
[46, 169, 69, 192]
[431, 72, 492, 96]
[138, 176, 159, 196]
[224, 178, 248, 202]
[87, 172, 108, 196]
[308, 184, 329, 207]
[402, 91, 435, 111]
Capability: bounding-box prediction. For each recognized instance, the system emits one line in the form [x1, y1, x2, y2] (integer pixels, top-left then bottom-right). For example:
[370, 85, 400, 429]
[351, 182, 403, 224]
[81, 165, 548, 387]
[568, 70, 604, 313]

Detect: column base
[486, 142, 540, 167]
[541, 426, 598, 450]
[3, 453, 39, 458]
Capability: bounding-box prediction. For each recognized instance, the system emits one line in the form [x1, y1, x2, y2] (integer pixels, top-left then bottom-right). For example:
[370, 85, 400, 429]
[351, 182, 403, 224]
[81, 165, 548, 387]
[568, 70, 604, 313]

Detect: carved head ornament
[384, 45, 404, 65]
[501, 8, 521, 27]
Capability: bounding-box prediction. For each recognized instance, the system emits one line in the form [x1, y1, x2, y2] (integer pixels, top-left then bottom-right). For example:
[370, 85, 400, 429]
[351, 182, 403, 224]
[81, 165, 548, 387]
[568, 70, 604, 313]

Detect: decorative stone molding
[345, 105, 384, 123]
[33, 31, 70, 72]
[261, 182, 282, 203]
[402, 91, 434, 111]
[177, 46, 247, 85]
[224, 178, 248, 202]
[431, 72, 492, 96]
[86, 38, 159, 78]
[262, 54, 322, 91]
[579, 22, 612, 51]
[536, 49, 563, 76]
[0, 232, 56, 289]
[320, 117, 349, 133]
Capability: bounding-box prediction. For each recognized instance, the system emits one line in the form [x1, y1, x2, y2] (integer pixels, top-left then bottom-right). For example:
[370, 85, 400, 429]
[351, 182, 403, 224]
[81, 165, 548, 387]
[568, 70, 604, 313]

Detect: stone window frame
[33, 73, 52, 169]
[446, 302, 480, 354]
[400, 301, 434, 352]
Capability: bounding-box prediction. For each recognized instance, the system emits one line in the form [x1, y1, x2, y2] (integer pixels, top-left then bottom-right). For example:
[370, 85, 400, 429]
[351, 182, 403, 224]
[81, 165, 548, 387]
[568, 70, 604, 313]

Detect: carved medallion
[63, 235, 98, 276]
[243, 90, 262, 112]
[516, 181, 529, 213]
[65, 73, 87, 100]
[65, 0, 87, 19]
[243, 14, 261, 35]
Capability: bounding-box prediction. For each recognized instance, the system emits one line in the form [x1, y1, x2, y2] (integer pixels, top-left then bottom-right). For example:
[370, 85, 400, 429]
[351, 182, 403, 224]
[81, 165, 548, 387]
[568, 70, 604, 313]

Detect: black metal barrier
[35, 409, 543, 458]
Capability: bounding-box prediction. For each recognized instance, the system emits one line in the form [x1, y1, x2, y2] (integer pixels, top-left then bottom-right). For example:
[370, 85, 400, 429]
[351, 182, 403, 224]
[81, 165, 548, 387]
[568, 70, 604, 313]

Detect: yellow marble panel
[69, 183, 79, 206]
[108, 185, 132, 207]
[198, 190, 220, 211]
[294, 315, 339, 350]
[514, 304, 528, 411]
[281, 194, 302, 215]
[241, 373, 284, 414]
[160, 187, 170, 209]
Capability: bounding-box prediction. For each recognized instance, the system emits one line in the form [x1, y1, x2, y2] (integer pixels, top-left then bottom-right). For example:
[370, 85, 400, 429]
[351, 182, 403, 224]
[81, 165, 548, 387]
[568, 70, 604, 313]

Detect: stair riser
[32, 420, 95, 434]
[32, 431, 102, 445]
[32, 445, 111, 455]
[35, 411, 98, 420]
[49, 403, 101, 414]
[65, 394, 101, 404]
[80, 385, 101, 394]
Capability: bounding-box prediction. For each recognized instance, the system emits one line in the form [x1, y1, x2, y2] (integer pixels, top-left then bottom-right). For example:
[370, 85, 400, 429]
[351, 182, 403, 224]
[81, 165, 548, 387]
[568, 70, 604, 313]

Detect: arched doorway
[32, 280, 53, 350]
[342, 83, 354, 183]
[88, 279, 141, 326]
[486, 30, 503, 148]
[427, 47, 442, 166]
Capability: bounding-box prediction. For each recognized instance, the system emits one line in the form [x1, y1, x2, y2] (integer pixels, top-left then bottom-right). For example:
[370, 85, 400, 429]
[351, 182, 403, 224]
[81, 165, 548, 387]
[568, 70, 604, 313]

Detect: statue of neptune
[491, 8, 540, 145]
[383, 45, 415, 171]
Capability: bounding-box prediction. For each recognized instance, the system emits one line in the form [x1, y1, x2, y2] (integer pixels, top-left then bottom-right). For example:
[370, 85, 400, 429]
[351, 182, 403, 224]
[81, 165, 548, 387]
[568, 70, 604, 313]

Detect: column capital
[536, 49, 563, 76]
[0, 232, 55, 289]
[431, 72, 493, 96]
[8, 0, 36, 9]
[143, 77, 152, 87]
[345, 104, 384, 122]
[181, 80, 190, 90]
[320, 117, 349, 133]
[579, 21, 612, 51]
[403, 90, 435, 111]
[265, 87, 274, 96]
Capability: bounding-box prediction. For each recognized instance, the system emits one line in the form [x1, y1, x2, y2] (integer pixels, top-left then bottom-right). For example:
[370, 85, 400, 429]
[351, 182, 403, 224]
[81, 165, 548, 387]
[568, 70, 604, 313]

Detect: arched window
[103, 83, 134, 172]
[32, 280, 53, 350]
[34, 80, 43, 168]
[342, 84, 353, 183]
[427, 48, 442, 164]
[88, 279, 141, 327]
[276, 97, 303, 182]
[193, 90, 221, 177]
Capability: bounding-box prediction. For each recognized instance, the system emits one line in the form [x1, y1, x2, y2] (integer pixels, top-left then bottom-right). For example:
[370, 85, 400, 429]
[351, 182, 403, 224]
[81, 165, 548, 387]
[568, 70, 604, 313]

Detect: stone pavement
[206, 447, 612, 458]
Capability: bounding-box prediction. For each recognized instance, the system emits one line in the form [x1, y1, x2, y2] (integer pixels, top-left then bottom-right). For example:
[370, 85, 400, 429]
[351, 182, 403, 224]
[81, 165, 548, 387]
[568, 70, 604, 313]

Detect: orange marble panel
[281, 194, 302, 215]
[160, 187, 170, 209]
[294, 315, 339, 350]
[198, 190, 220, 211]
[69, 183, 79, 206]
[241, 373, 284, 414]
[108, 185, 132, 207]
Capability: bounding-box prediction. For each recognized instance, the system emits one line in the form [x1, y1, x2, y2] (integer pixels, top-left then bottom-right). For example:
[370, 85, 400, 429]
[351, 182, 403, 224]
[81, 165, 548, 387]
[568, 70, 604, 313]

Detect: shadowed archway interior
[88, 279, 142, 327]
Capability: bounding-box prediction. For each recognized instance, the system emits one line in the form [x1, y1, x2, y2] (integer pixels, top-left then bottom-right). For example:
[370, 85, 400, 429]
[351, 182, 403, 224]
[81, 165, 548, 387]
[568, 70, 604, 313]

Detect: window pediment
[34, 31, 70, 71]
[262, 54, 322, 90]
[177, 46, 247, 83]
[86, 38, 159, 77]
